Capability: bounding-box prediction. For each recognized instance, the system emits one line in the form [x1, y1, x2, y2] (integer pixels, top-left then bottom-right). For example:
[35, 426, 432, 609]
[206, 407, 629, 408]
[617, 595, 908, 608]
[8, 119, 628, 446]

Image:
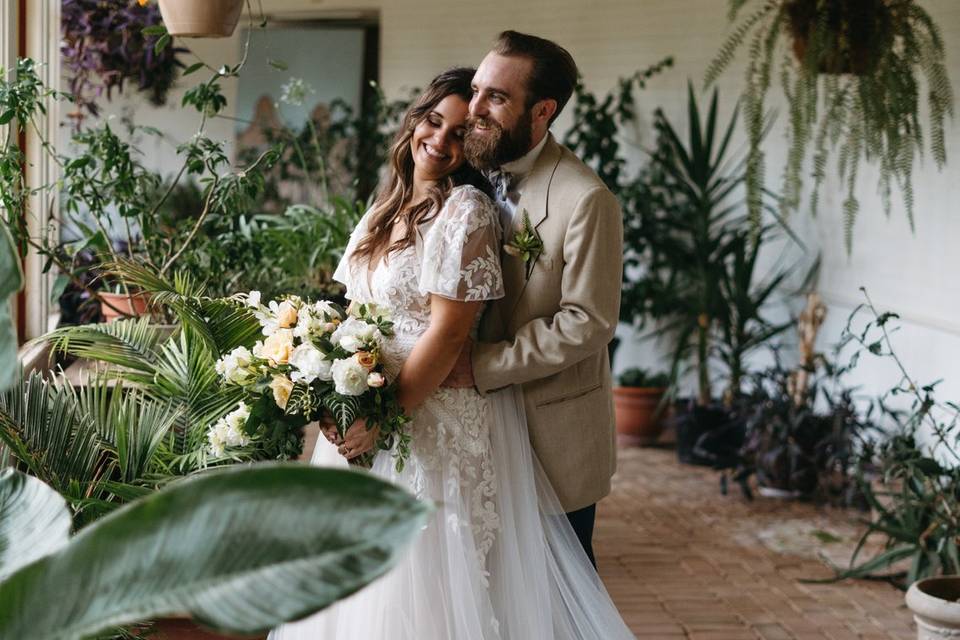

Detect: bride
[269, 67, 635, 640]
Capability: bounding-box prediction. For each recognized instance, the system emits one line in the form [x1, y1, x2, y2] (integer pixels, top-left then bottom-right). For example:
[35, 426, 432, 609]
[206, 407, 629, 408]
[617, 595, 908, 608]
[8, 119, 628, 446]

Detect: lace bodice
[334, 185, 504, 353]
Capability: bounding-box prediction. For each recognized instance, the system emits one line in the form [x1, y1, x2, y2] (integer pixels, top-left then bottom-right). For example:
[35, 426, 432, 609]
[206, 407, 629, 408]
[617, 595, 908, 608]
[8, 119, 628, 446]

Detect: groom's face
[465, 52, 535, 170]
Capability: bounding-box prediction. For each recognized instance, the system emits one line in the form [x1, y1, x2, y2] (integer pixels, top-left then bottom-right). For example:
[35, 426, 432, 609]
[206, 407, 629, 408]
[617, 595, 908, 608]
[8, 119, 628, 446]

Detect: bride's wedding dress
[269, 185, 635, 639]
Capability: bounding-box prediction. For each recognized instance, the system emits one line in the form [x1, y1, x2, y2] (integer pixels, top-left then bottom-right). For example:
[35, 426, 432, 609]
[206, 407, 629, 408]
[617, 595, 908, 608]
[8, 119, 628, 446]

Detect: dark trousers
[565, 503, 597, 569]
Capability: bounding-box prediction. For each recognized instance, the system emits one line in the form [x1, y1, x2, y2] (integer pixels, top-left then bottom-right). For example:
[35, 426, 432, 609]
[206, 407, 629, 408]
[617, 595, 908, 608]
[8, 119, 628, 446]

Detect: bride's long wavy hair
[352, 67, 490, 265]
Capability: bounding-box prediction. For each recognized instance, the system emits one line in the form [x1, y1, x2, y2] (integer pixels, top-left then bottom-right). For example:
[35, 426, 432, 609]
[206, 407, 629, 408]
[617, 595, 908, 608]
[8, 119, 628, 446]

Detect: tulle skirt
[268, 385, 635, 639]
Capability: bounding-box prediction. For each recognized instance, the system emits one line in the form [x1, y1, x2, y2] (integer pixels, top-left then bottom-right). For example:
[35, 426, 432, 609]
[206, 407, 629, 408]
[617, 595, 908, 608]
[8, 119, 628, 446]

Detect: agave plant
[706, 0, 954, 251]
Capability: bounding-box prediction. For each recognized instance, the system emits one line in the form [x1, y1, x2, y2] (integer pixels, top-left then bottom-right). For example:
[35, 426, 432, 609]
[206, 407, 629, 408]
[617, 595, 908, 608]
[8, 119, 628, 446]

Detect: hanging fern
[706, 0, 954, 250]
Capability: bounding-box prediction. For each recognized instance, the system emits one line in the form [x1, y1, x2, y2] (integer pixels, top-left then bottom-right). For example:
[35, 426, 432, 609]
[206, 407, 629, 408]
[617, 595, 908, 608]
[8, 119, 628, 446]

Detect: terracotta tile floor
[596, 447, 915, 639]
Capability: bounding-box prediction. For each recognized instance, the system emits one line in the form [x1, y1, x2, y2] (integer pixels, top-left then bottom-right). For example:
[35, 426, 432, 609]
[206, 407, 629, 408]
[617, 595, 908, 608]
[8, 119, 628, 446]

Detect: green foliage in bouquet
[706, 0, 954, 251]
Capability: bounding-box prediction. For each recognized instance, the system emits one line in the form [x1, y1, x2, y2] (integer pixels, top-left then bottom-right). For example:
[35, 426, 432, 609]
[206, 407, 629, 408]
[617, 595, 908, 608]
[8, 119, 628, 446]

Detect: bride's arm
[396, 296, 482, 412]
[339, 295, 480, 458]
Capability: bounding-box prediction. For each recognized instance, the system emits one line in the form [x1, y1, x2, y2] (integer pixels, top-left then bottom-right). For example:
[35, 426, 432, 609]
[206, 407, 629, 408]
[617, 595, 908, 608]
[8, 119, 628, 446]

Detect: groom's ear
[532, 98, 558, 127]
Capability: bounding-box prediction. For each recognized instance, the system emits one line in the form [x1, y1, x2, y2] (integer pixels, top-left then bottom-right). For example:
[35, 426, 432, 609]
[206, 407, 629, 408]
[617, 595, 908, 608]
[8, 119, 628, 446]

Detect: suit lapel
[497, 134, 563, 333]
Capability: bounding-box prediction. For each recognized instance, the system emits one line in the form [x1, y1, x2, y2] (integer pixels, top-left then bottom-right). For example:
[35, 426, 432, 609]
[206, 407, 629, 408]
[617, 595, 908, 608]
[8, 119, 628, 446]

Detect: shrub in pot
[613, 368, 670, 446]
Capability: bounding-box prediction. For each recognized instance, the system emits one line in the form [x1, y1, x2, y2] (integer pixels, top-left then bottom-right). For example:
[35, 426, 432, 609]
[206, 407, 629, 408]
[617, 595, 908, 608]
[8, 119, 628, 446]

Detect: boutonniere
[503, 209, 543, 280]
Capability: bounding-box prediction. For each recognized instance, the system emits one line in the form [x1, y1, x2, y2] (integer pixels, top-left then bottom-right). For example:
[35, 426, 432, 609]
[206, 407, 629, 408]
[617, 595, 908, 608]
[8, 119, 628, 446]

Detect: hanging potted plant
[613, 368, 671, 446]
[61, 0, 187, 120]
[705, 0, 953, 252]
[155, 0, 246, 38]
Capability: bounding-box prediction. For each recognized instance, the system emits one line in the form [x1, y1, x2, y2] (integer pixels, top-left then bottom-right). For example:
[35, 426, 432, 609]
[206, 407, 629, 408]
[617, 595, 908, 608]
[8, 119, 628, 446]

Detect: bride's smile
[410, 94, 468, 182]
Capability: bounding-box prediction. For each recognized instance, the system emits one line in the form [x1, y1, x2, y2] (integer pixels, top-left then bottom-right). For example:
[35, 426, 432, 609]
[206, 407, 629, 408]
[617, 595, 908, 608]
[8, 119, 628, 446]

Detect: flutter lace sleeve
[332, 209, 371, 300]
[418, 185, 505, 302]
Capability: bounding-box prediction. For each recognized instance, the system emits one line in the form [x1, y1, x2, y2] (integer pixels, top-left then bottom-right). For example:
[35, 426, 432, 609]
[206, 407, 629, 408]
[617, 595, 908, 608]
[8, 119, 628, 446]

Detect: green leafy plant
[0, 463, 429, 639]
[816, 290, 960, 588]
[706, 0, 954, 251]
[625, 84, 793, 408]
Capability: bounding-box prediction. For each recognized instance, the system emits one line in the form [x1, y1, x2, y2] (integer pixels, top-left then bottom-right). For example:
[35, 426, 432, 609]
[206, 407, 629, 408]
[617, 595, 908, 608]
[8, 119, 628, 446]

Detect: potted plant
[706, 0, 954, 251]
[906, 578, 960, 639]
[613, 368, 671, 446]
[61, 0, 187, 120]
[820, 291, 960, 594]
[619, 85, 793, 467]
[156, 0, 246, 38]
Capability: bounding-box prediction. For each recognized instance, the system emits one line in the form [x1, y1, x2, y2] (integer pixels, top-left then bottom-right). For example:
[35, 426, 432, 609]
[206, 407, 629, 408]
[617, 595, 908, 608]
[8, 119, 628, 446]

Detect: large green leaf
[0, 464, 431, 639]
[0, 468, 70, 579]
[0, 223, 22, 392]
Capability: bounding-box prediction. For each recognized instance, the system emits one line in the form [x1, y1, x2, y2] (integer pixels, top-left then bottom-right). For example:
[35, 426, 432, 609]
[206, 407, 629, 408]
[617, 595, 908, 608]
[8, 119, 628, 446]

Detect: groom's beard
[464, 111, 534, 171]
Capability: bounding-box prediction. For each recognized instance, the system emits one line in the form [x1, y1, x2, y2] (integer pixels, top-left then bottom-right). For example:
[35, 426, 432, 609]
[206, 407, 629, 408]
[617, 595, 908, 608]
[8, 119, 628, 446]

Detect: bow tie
[489, 169, 516, 202]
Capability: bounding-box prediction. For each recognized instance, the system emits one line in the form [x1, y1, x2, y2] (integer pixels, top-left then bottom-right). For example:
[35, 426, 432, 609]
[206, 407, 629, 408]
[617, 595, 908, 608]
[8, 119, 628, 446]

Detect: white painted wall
[73, 1, 960, 415]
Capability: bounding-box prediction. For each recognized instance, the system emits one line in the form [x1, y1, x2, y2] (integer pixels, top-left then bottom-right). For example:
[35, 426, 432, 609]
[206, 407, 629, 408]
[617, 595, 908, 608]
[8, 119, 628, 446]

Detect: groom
[445, 31, 623, 567]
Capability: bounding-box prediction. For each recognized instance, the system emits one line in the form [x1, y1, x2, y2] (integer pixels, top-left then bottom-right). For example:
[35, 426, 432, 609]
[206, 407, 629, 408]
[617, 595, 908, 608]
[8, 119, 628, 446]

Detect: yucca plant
[706, 0, 953, 252]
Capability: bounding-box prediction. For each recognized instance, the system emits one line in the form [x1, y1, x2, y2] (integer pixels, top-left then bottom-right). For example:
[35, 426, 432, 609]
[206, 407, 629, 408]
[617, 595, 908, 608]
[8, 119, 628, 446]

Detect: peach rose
[276, 300, 298, 329]
[269, 375, 294, 410]
[356, 351, 377, 371]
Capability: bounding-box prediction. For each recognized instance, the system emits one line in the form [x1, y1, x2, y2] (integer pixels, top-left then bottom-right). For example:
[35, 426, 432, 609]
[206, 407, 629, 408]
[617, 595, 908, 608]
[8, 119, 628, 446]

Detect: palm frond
[38, 318, 162, 375]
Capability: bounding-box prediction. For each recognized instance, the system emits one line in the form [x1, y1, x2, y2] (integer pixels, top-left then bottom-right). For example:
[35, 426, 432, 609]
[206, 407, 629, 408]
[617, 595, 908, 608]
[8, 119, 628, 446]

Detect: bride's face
[410, 94, 469, 181]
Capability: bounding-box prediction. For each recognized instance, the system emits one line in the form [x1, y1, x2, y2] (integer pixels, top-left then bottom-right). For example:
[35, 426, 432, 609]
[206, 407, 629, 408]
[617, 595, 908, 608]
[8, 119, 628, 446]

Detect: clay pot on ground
[613, 386, 668, 447]
[905, 577, 960, 639]
[152, 618, 266, 640]
[157, 0, 244, 38]
[99, 291, 151, 322]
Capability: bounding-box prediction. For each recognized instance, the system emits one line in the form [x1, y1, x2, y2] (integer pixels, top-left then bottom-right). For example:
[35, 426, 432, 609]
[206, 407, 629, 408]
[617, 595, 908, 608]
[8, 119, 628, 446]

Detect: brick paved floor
[597, 447, 915, 640]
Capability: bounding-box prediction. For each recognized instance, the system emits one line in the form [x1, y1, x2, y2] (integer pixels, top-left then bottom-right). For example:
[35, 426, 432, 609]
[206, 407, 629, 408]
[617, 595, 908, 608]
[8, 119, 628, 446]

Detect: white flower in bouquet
[331, 355, 369, 396]
[331, 317, 382, 353]
[293, 303, 340, 340]
[255, 329, 295, 365]
[276, 300, 298, 329]
[207, 402, 251, 455]
[215, 346, 255, 385]
[289, 343, 332, 384]
[269, 374, 295, 409]
[245, 290, 262, 308]
[367, 371, 385, 388]
[347, 300, 391, 321]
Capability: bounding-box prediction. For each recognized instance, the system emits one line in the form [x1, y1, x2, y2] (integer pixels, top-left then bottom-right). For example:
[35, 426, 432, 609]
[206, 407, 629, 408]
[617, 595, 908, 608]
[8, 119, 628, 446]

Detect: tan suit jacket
[473, 133, 623, 513]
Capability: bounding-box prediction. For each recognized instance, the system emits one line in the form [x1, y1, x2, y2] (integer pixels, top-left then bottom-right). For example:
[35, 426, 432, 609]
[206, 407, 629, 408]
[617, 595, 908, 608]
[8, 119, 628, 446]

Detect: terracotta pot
[905, 577, 960, 639]
[152, 618, 266, 640]
[99, 291, 151, 322]
[157, 0, 244, 38]
[613, 386, 667, 447]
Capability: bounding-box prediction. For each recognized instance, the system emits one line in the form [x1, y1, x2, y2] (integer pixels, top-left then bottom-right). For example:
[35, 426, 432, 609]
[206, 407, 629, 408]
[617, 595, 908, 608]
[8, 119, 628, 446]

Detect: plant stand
[905, 577, 960, 639]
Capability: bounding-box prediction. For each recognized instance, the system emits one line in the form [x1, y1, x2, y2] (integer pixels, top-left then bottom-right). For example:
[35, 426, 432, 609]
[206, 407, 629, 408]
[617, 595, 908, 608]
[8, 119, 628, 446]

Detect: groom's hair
[493, 31, 578, 125]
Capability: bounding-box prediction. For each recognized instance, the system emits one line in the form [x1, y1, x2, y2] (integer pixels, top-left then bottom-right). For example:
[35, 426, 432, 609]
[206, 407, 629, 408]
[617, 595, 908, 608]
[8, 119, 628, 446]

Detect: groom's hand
[442, 340, 475, 388]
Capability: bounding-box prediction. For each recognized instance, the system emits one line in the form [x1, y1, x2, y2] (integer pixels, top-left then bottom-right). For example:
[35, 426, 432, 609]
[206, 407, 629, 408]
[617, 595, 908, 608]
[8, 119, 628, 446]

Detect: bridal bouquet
[211, 292, 411, 470]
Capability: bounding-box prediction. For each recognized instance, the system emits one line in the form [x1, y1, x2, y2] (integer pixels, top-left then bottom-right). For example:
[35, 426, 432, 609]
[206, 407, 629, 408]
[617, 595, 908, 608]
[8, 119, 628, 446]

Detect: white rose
[207, 419, 230, 456]
[289, 343, 332, 384]
[331, 317, 382, 352]
[366, 372, 385, 388]
[331, 356, 369, 396]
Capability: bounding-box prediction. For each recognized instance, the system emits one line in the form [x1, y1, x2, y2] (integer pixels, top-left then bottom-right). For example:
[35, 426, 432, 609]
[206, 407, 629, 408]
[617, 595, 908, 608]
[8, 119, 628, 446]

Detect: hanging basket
[785, 0, 892, 76]
[157, 0, 245, 38]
